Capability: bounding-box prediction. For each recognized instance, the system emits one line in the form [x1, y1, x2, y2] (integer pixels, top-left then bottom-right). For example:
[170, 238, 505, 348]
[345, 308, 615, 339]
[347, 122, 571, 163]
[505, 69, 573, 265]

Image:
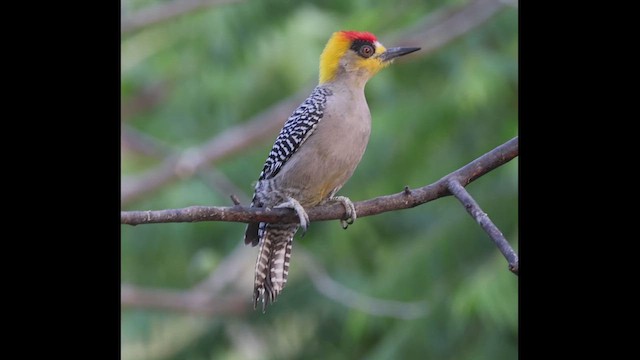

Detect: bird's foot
[327, 195, 357, 229]
[274, 196, 310, 235]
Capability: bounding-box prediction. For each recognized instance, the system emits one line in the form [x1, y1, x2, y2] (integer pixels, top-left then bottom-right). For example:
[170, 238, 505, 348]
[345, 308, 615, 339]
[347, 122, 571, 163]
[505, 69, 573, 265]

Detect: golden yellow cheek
[356, 57, 388, 76]
[355, 43, 389, 76]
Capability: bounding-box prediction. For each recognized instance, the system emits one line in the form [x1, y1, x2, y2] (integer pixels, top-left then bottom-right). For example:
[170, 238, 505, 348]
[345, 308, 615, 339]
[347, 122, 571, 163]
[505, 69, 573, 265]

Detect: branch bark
[122, 137, 518, 273]
[121, 136, 518, 226]
[447, 179, 519, 274]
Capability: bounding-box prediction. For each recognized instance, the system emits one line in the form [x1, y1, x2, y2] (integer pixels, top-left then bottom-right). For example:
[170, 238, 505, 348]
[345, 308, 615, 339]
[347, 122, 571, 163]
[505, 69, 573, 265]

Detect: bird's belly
[275, 126, 370, 206]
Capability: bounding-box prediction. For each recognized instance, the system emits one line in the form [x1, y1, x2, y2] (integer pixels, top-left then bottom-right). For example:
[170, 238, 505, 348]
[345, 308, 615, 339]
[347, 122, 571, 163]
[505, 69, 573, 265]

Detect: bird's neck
[320, 70, 370, 92]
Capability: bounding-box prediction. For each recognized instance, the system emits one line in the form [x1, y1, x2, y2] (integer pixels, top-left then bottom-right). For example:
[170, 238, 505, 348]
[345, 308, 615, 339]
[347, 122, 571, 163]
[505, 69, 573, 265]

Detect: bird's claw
[275, 197, 309, 235]
[331, 196, 357, 229]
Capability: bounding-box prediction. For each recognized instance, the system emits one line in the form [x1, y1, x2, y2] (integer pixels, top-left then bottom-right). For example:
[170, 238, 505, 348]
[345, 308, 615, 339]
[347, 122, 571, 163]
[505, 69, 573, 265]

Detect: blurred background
[121, 0, 518, 358]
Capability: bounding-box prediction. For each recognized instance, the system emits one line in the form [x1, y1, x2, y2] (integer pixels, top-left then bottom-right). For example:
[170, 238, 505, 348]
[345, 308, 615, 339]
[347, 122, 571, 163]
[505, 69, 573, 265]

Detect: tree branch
[121, 0, 243, 35]
[447, 179, 519, 274]
[122, 124, 174, 158]
[121, 284, 247, 315]
[122, 242, 256, 316]
[121, 92, 307, 205]
[122, 137, 518, 274]
[297, 250, 429, 319]
[121, 136, 518, 226]
[121, 246, 431, 318]
[393, 0, 507, 51]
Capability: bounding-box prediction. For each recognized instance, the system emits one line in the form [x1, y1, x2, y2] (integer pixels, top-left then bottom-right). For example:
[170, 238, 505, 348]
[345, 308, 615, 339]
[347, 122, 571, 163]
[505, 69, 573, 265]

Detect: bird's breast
[274, 90, 372, 206]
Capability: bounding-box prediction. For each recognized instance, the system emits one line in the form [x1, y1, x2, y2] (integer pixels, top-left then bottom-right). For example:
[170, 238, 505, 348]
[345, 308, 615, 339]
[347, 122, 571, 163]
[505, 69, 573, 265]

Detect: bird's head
[318, 30, 420, 85]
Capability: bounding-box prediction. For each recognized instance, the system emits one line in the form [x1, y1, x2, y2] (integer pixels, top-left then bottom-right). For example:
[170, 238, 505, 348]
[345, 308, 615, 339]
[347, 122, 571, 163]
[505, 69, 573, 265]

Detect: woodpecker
[244, 30, 420, 311]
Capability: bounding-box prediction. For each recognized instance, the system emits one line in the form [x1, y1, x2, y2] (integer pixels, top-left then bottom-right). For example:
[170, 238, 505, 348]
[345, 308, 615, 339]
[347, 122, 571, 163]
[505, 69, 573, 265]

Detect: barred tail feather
[253, 224, 298, 311]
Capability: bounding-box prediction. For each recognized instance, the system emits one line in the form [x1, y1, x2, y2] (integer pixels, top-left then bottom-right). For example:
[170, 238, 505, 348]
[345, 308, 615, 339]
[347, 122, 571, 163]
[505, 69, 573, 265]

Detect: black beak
[379, 47, 421, 62]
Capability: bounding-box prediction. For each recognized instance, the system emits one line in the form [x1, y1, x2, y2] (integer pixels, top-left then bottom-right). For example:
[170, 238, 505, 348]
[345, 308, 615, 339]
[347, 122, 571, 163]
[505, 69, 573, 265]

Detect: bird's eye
[359, 44, 375, 58]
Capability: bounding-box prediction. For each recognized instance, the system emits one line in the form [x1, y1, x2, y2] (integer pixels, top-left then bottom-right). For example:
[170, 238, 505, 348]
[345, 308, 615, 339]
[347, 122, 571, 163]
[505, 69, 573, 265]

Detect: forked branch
[122, 137, 519, 273]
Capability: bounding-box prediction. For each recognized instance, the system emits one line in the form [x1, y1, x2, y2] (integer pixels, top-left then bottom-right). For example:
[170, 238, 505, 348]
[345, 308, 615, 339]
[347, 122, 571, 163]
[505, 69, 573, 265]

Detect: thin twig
[121, 137, 518, 226]
[230, 194, 242, 206]
[446, 179, 518, 274]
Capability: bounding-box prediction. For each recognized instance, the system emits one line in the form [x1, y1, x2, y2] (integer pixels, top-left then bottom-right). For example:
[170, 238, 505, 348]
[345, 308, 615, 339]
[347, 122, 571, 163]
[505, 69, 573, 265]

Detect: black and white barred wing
[258, 86, 332, 181]
[243, 86, 332, 246]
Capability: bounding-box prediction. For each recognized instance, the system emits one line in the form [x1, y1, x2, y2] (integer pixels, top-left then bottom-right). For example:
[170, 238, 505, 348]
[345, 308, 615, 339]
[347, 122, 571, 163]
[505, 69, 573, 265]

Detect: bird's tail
[253, 223, 298, 311]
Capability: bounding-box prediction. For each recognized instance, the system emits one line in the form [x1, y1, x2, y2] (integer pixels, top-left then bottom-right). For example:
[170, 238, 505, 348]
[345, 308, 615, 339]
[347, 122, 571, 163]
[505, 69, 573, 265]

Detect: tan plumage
[245, 31, 420, 311]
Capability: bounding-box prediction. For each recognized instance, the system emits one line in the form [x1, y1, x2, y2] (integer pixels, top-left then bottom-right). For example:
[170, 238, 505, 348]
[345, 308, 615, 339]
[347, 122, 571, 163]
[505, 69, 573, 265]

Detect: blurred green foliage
[121, 0, 518, 358]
